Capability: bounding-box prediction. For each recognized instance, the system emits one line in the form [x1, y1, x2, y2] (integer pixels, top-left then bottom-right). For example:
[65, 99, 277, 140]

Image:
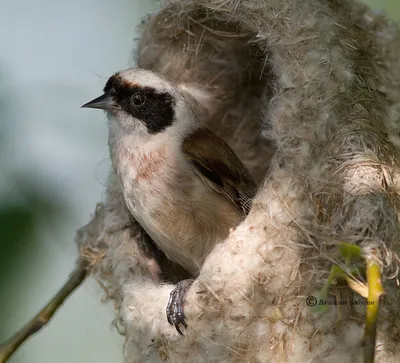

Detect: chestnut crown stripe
[104, 74, 176, 134]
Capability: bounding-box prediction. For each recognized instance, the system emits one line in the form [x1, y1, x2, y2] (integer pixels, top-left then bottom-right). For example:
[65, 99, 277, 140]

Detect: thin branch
[0, 259, 89, 363]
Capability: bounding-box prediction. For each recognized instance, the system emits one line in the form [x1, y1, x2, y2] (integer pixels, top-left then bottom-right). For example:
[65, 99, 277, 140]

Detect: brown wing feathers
[182, 128, 257, 215]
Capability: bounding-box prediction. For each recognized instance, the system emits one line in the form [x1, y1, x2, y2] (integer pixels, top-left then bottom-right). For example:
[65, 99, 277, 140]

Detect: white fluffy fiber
[76, 0, 400, 361]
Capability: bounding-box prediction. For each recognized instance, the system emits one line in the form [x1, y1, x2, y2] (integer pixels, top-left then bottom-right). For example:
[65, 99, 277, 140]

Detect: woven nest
[76, 0, 400, 362]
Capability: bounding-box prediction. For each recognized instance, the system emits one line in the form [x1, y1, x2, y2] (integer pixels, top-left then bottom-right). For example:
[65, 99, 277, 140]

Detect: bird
[82, 68, 257, 334]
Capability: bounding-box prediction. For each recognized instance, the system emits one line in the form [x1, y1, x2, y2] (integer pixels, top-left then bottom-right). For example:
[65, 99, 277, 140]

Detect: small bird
[82, 68, 257, 334]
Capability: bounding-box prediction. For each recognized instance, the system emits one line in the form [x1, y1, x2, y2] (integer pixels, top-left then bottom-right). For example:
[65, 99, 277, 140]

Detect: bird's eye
[131, 93, 146, 106]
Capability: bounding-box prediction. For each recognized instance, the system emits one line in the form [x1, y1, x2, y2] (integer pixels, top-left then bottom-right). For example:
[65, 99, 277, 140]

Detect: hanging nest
[76, 0, 400, 362]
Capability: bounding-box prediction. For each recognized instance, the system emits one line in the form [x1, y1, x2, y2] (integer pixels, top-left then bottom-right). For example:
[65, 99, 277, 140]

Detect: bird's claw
[166, 279, 194, 335]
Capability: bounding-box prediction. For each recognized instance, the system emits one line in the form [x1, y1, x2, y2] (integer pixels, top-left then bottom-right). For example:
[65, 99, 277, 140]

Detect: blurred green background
[363, 0, 400, 20]
[0, 1, 160, 362]
[0, 0, 398, 362]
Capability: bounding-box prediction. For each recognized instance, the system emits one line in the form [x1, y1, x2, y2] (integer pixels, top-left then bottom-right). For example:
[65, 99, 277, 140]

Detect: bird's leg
[166, 278, 194, 335]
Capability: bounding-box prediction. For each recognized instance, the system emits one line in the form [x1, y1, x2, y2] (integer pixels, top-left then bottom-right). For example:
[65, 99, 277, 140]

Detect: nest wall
[76, 0, 400, 362]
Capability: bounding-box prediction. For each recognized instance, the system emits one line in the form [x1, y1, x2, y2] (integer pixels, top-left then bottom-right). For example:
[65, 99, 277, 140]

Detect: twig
[0, 259, 89, 363]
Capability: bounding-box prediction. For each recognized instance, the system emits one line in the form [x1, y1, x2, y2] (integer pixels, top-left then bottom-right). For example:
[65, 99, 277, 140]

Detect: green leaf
[338, 242, 362, 265]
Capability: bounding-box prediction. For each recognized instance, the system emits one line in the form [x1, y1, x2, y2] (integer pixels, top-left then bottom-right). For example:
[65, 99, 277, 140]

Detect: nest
[76, 0, 400, 361]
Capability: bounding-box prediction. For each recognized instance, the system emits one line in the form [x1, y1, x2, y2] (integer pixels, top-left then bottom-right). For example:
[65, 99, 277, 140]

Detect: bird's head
[82, 68, 196, 141]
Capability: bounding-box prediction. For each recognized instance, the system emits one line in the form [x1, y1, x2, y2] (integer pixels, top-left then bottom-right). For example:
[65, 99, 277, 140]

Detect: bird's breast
[113, 139, 242, 274]
[135, 144, 168, 182]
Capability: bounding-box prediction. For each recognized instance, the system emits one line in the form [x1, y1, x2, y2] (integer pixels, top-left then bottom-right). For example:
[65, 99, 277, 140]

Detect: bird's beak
[81, 92, 115, 110]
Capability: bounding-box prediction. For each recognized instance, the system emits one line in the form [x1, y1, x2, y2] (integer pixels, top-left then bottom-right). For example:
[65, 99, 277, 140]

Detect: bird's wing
[182, 128, 257, 215]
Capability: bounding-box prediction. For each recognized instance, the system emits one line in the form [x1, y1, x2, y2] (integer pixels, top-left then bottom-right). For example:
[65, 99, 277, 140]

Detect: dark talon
[175, 323, 183, 336]
[166, 279, 194, 335]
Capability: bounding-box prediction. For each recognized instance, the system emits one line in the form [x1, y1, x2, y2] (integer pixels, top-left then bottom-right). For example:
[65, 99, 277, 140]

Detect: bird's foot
[166, 279, 194, 335]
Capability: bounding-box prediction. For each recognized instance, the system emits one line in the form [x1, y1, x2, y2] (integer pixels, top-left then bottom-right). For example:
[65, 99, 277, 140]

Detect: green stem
[364, 253, 384, 363]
